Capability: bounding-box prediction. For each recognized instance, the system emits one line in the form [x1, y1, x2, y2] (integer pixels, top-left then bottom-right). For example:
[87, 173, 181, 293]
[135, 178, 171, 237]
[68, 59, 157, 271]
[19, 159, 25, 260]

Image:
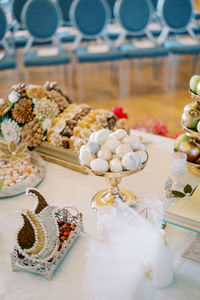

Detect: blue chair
[11, 0, 29, 48]
[158, 0, 200, 87]
[114, 0, 168, 95]
[22, 0, 72, 90]
[70, 0, 124, 99]
[57, 0, 78, 43]
[0, 4, 16, 70]
[106, 0, 116, 20]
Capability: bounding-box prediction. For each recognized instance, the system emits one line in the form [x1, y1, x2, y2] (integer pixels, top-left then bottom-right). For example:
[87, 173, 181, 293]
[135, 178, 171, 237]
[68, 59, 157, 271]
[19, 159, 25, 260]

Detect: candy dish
[81, 152, 148, 210]
[11, 189, 83, 279]
[0, 151, 45, 198]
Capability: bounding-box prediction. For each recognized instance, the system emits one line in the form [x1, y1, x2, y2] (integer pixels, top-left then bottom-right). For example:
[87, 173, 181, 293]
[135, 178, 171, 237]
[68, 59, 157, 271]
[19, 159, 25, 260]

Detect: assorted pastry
[11, 188, 83, 279]
[47, 105, 127, 151]
[0, 140, 43, 196]
[79, 129, 147, 172]
[0, 82, 127, 152]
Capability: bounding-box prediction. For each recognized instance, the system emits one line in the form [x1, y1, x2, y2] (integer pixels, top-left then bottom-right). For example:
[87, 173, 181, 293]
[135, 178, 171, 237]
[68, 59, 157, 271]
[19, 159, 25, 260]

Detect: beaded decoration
[11, 188, 83, 279]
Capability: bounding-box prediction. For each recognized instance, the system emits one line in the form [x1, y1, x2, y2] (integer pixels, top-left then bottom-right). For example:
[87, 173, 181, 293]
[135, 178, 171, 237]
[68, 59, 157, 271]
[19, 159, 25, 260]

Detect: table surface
[0, 131, 200, 300]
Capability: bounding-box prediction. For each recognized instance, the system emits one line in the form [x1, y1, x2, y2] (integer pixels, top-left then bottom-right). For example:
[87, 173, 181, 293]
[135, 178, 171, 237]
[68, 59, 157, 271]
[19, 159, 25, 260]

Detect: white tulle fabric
[84, 198, 174, 300]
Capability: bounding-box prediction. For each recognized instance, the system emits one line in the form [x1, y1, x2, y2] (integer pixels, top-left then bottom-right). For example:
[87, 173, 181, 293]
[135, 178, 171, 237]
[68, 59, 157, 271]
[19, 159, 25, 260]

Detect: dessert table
[0, 131, 200, 300]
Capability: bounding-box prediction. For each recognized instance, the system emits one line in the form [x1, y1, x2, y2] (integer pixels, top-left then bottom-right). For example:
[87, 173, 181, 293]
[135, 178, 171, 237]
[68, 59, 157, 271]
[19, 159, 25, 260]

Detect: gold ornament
[0, 140, 28, 163]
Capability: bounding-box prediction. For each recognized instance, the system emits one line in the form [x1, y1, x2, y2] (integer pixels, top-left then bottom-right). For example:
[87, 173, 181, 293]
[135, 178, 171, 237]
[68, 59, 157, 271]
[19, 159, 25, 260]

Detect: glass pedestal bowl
[81, 152, 148, 210]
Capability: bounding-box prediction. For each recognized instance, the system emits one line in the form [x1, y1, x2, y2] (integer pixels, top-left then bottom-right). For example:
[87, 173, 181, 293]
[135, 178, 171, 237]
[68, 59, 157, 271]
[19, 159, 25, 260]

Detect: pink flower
[112, 107, 128, 119]
[153, 122, 168, 137]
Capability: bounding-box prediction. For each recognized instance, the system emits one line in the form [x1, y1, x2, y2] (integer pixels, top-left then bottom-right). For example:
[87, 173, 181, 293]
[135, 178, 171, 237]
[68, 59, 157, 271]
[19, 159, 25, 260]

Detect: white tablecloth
[0, 132, 200, 300]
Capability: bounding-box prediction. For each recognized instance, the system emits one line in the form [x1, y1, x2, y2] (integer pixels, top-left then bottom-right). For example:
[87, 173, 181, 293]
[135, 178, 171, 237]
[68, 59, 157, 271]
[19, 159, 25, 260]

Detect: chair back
[0, 4, 7, 41]
[70, 0, 110, 39]
[57, 0, 73, 25]
[158, 0, 193, 33]
[106, 0, 116, 19]
[114, 0, 153, 36]
[0, 4, 13, 54]
[12, 0, 28, 25]
[22, 0, 61, 41]
[150, 0, 158, 10]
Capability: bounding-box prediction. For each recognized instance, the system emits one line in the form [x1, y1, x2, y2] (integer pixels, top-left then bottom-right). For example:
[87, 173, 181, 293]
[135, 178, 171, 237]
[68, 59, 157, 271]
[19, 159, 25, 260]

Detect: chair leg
[169, 54, 176, 90]
[77, 64, 84, 102]
[63, 64, 73, 99]
[164, 57, 169, 93]
[119, 59, 130, 98]
[191, 54, 199, 75]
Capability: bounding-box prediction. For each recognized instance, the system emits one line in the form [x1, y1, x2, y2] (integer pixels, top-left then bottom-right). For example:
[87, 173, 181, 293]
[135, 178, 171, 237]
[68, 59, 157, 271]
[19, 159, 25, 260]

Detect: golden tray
[187, 161, 200, 177]
[36, 142, 87, 174]
[182, 122, 200, 142]
[189, 90, 200, 104]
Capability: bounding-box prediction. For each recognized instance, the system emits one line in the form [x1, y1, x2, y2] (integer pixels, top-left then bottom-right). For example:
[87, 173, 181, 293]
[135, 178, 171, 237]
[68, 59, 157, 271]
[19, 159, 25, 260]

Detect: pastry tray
[36, 142, 87, 174]
[11, 207, 83, 280]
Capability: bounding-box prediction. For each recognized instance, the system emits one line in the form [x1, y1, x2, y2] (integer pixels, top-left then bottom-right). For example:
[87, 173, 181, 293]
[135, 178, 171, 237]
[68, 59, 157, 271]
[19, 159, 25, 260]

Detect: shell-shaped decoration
[17, 189, 59, 261]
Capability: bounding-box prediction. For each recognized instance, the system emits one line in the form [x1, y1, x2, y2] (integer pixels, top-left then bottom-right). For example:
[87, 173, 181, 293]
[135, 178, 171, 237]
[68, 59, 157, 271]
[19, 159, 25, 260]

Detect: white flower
[0, 98, 5, 105]
[1, 119, 21, 144]
[8, 91, 19, 104]
[32, 98, 37, 105]
[41, 118, 52, 132]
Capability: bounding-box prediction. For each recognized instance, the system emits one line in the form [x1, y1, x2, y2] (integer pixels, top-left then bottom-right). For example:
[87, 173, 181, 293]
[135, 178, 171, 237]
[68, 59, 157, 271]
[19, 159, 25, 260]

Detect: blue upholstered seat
[24, 48, 71, 67]
[11, 0, 29, 47]
[0, 5, 17, 70]
[163, 39, 200, 54]
[22, 0, 71, 67]
[120, 43, 168, 58]
[114, 0, 168, 58]
[158, 0, 200, 55]
[70, 0, 124, 99]
[70, 0, 122, 62]
[75, 46, 123, 63]
[106, 0, 116, 20]
[0, 53, 16, 70]
[57, 0, 73, 25]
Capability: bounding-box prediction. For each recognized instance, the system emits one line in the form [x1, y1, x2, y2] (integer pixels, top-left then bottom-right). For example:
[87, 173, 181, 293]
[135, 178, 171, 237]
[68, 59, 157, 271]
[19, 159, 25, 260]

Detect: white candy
[87, 141, 99, 154]
[116, 144, 132, 158]
[89, 132, 96, 142]
[79, 150, 93, 167]
[97, 147, 112, 161]
[122, 152, 140, 171]
[80, 145, 87, 154]
[114, 129, 127, 140]
[123, 136, 142, 151]
[90, 158, 109, 172]
[109, 158, 123, 172]
[102, 137, 120, 153]
[95, 129, 110, 145]
[137, 150, 147, 163]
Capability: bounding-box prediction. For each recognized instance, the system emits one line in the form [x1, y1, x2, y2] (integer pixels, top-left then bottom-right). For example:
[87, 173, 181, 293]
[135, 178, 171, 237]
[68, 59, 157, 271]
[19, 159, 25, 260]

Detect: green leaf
[14, 91, 20, 97]
[8, 102, 14, 107]
[38, 116, 45, 122]
[191, 186, 197, 195]
[183, 184, 193, 194]
[171, 191, 185, 198]
[0, 180, 3, 191]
